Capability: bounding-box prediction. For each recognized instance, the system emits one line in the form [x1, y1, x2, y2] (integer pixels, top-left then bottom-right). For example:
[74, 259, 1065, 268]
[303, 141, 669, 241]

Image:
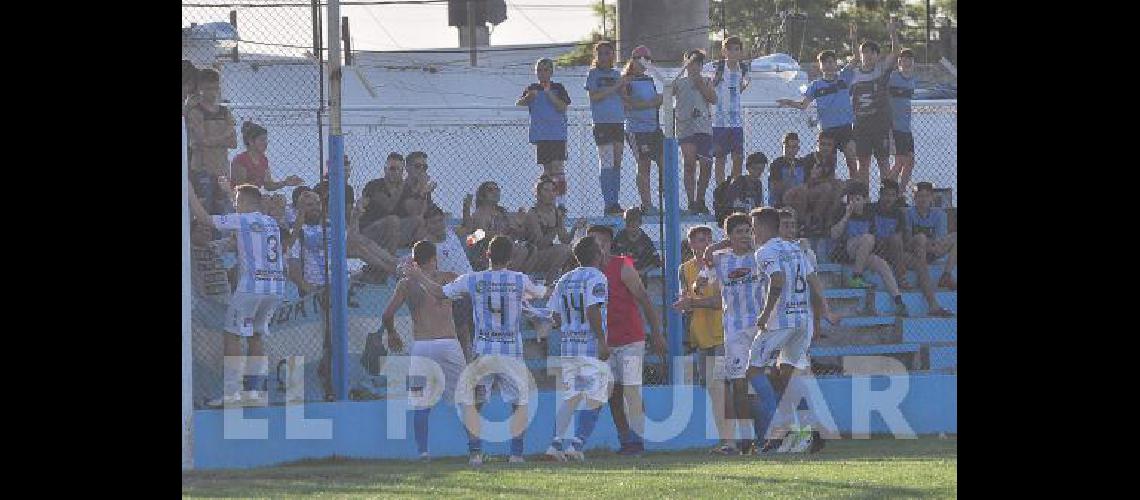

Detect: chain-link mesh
[183, 1, 956, 406]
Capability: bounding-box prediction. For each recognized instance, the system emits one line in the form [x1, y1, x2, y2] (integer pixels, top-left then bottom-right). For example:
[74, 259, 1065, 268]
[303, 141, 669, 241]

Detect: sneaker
[242, 391, 268, 406]
[419, 452, 431, 463]
[468, 451, 484, 467]
[938, 273, 957, 290]
[710, 444, 738, 456]
[894, 301, 909, 317]
[543, 444, 566, 462]
[563, 443, 585, 461]
[205, 393, 243, 408]
[846, 275, 869, 289]
[758, 438, 782, 455]
[508, 455, 526, 463]
[605, 204, 624, 216]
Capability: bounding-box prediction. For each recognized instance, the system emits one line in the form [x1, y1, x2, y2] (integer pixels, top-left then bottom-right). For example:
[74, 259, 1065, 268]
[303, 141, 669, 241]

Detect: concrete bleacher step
[928, 346, 957, 370]
[847, 266, 957, 292]
[815, 315, 900, 346]
[901, 318, 957, 343]
[873, 291, 958, 317]
[810, 343, 920, 357]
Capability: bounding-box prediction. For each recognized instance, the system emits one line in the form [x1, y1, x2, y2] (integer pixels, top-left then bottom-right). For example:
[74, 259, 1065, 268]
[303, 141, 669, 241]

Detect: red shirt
[603, 255, 645, 346]
[230, 151, 269, 187]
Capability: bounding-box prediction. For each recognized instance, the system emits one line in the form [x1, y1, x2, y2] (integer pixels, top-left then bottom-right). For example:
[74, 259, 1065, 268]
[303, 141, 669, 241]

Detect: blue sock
[510, 436, 525, 457]
[749, 374, 778, 442]
[413, 408, 431, 455]
[573, 408, 602, 445]
[600, 168, 620, 207]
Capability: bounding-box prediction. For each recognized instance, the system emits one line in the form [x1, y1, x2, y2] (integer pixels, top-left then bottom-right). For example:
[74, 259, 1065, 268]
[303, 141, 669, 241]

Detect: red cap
[631, 45, 652, 59]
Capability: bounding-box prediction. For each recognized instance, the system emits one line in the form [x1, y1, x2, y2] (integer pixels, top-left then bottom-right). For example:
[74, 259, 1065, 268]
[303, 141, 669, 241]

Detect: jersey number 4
[487, 295, 510, 323]
[562, 292, 586, 324]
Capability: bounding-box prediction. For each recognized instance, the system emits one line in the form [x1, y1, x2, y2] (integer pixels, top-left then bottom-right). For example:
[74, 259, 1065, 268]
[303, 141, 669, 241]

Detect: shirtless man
[382, 240, 476, 461]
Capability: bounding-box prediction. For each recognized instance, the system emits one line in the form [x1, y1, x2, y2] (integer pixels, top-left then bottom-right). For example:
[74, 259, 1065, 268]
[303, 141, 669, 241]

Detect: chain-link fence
[184, 3, 957, 409]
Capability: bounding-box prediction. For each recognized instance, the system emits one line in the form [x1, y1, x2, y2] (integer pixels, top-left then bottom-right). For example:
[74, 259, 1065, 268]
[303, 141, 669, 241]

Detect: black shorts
[892, 130, 914, 155]
[853, 121, 890, 158]
[821, 124, 854, 154]
[626, 129, 664, 163]
[592, 123, 624, 145]
[535, 140, 567, 165]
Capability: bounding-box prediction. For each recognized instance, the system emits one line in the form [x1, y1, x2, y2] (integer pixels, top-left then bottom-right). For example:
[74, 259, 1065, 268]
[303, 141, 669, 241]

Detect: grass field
[182, 437, 956, 499]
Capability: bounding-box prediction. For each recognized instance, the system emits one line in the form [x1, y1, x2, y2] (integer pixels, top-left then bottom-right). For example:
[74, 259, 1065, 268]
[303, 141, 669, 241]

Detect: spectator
[523, 176, 587, 284]
[869, 180, 908, 291]
[672, 48, 717, 215]
[672, 225, 735, 454]
[887, 48, 918, 192]
[284, 185, 312, 227]
[711, 152, 765, 228]
[710, 36, 751, 184]
[286, 189, 330, 295]
[829, 181, 908, 316]
[612, 207, 662, 282]
[189, 218, 232, 301]
[345, 197, 400, 284]
[185, 68, 237, 215]
[802, 133, 845, 236]
[777, 50, 859, 180]
[230, 121, 304, 191]
[365, 152, 434, 255]
[841, 20, 900, 184]
[312, 154, 356, 213]
[903, 182, 957, 291]
[768, 132, 811, 210]
[182, 60, 198, 109]
[585, 40, 629, 216]
[623, 45, 665, 216]
[517, 58, 571, 211]
[359, 152, 406, 232]
[458, 181, 530, 271]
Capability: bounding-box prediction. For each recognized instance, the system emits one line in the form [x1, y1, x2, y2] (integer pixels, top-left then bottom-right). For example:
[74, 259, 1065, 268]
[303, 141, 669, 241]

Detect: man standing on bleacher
[587, 225, 667, 456]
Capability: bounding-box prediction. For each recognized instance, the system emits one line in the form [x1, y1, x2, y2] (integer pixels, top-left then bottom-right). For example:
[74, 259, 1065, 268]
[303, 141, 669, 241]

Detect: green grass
[183, 437, 956, 499]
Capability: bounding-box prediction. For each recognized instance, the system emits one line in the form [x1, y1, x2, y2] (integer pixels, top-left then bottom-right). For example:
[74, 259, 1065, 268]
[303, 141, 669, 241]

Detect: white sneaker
[242, 391, 269, 406]
[508, 455, 526, 463]
[543, 445, 566, 462]
[205, 393, 243, 408]
[564, 446, 585, 461]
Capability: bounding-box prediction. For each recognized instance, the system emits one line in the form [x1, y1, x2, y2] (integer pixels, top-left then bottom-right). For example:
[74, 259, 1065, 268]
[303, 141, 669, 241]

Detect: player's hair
[574, 236, 601, 267]
[783, 132, 800, 143]
[587, 224, 614, 239]
[817, 50, 837, 63]
[407, 151, 427, 166]
[592, 40, 616, 68]
[475, 181, 500, 209]
[234, 184, 263, 206]
[684, 48, 706, 65]
[860, 40, 881, 55]
[687, 225, 713, 239]
[241, 120, 268, 147]
[386, 152, 405, 163]
[724, 212, 751, 235]
[914, 181, 934, 193]
[412, 240, 437, 266]
[536, 58, 554, 72]
[722, 36, 743, 51]
[197, 68, 220, 85]
[749, 206, 781, 234]
[746, 152, 769, 170]
[488, 236, 514, 266]
[899, 48, 915, 60]
[623, 206, 642, 223]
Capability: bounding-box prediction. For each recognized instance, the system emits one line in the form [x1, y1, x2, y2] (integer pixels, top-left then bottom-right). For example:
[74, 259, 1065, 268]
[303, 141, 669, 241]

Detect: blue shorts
[680, 133, 713, 160]
[712, 127, 744, 157]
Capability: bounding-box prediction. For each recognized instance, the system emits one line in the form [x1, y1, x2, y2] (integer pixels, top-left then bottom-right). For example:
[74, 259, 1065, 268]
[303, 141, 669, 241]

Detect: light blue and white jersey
[552, 266, 608, 358]
[712, 66, 745, 128]
[212, 212, 286, 296]
[755, 238, 815, 331]
[708, 249, 767, 333]
[442, 269, 547, 357]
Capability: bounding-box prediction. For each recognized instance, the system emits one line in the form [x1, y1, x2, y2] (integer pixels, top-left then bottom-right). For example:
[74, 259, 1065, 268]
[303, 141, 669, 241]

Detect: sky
[183, 0, 602, 53]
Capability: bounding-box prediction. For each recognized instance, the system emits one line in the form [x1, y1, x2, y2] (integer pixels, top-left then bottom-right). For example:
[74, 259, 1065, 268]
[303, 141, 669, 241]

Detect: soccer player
[777, 50, 859, 181]
[544, 236, 612, 462]
[746, 207, 832, 454]
[381, 240, 474, 462]
[518, 58, 572, 211]
[404, 236, 548, 466]
[585, 40, 629, 215]
[710, 36, 751, 184]
[622, 45, 666, 216]
[690, 213, 766, 454]
[189, 181, 287, 408]
[587, 224, 667, 456]
[887, 48, 919, 192]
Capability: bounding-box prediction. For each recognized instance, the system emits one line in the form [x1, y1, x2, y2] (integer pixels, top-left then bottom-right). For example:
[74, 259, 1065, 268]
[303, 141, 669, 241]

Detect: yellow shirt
[680, 258, 724, 349]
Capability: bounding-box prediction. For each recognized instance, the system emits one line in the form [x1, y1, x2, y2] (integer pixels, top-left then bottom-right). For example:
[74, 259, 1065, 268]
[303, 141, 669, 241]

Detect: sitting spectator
[768, 132, 811, 209]
[711, 152, 765, 228]
[365, 151, 435, 255]
[284, 185, 312, 227]
[312, 154, 356, 212]
[903, 182, 958, 290]
[802, 132, 845, 236]
[230, 121, 304, 191]
[286, 190, 332, 295]
[358, 152, 406, 232]
[185, 68, 237, 215]
[829, 181, 908, 316]
[523, 176, 587, 283]
[869, 179, 907, 288]
[346, 197, 399, 284]
[612, 207, 661, 282]
[458, 181, 531, 271]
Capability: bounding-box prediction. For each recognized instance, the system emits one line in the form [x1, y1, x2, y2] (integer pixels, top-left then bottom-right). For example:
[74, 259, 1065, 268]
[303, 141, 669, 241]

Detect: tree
[555, 1, 616, 67]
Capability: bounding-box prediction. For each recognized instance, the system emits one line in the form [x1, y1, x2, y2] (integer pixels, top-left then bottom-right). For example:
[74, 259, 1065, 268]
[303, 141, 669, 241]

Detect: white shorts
[224, 292, 283, 337]
[608, 341, 644, 386]
[454, 354, 531, 406]
[559, 356, 614, 403]
[409, 338, 467, 407]
[749, 327, 812, 371]
[723, 329, 756, 380]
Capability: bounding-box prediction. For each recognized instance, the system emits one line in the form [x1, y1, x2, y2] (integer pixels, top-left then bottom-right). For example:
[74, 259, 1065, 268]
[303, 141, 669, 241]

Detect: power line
[183, 1, 448, 7]
[506, 1, 559, 44]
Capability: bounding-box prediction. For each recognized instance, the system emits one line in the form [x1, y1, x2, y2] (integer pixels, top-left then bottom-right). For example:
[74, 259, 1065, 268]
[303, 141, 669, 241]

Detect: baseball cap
[631, 45, 653, 60]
